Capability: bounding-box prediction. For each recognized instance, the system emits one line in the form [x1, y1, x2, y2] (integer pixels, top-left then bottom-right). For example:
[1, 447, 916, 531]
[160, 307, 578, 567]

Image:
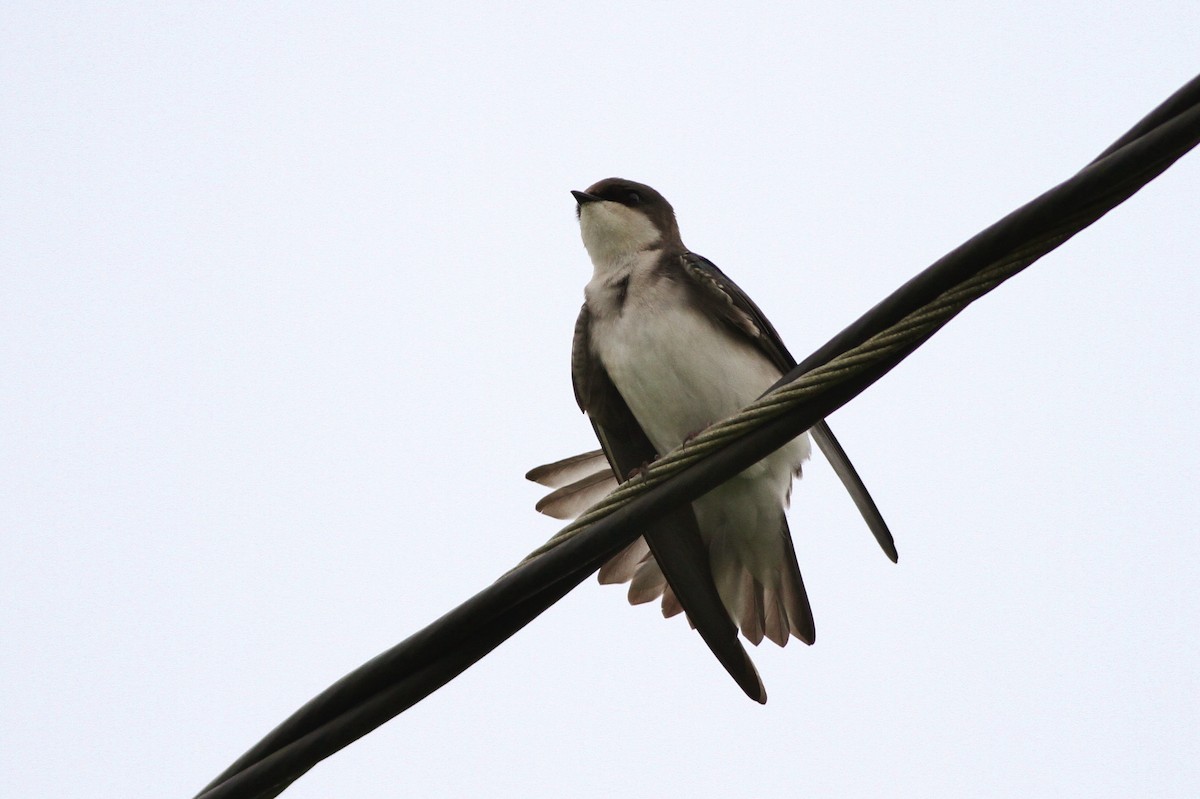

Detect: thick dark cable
[195, 73, 1200, 799]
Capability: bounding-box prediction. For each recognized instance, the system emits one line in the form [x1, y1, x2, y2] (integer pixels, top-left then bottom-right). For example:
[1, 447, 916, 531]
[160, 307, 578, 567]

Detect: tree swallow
[528, 178, 896, 701]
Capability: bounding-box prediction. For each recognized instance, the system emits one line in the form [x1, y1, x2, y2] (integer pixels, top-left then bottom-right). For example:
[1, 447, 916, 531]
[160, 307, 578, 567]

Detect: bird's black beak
[571, 190, 602, 205]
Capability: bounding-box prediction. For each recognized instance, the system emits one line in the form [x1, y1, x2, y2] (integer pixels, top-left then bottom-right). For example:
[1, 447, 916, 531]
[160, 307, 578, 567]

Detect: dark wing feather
[572, 303, 767, 703]
[681, 253, 897, 561]
[809, 421, 898, 562]
[680, 252, 797, 373]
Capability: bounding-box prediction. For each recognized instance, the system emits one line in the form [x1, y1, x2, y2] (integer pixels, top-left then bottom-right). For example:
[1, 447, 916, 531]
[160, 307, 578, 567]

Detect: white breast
[586, 265, 803, 467]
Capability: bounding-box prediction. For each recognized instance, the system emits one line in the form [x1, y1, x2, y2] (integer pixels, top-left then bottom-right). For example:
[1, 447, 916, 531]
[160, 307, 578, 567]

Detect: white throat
[578, 202, 663, 278]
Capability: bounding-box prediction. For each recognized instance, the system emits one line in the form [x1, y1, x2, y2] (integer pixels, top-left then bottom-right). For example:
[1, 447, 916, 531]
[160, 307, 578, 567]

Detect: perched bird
[528, 178, 895, 701]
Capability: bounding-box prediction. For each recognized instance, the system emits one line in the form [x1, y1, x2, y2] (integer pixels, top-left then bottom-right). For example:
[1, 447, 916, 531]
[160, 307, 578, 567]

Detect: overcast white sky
[3, 3, 1199, 797]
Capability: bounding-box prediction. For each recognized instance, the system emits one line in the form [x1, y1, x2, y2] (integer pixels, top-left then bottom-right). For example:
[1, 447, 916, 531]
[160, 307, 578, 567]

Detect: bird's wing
[679, 252, 797, 373]
[533, 469, 617, 520]
[809, 420, 898, 562]
[572, 302, 767, 703]
[681, 253, 897, 561]
[526, 448, 618, 519]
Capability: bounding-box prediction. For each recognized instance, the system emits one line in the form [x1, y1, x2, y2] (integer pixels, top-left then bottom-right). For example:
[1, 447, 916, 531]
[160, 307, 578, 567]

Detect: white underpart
[579, 201, 810, 632]
[578, 201, 663, 265]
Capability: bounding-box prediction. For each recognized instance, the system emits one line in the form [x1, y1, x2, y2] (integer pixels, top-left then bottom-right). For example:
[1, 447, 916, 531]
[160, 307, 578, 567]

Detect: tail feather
[598, 537, 651, 584]
[707, 513, 815, 647]
[779, 545, 816, 645]
[588, 496, 815, 648]
[628, 558, 667, 605]
[661, 587, 683, 618]
[737, 573, 765, 646]
[763, 590, 789, 648]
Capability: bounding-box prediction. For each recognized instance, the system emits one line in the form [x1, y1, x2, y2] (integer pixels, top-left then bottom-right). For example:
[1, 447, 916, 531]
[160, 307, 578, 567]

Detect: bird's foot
[624, 461, 653, 482]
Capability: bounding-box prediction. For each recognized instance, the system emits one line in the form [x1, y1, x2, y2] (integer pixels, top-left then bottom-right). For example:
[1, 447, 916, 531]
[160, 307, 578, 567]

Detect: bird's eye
[626, 191, 642, 206]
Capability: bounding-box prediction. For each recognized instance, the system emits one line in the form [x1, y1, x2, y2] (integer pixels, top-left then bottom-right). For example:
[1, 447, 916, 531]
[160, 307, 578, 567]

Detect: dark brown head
[571, 178, 684, 263]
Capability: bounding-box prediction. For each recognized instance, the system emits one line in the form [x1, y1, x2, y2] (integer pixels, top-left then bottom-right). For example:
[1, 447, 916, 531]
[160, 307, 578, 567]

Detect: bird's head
[572, 178, 682, 264]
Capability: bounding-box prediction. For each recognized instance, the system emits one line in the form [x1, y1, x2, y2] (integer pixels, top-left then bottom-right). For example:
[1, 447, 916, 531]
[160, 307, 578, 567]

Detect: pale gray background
[3, 3, 1198, 797]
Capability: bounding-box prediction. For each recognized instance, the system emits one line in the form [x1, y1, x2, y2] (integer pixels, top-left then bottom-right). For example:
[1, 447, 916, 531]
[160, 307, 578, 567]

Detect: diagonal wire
[521, 234, 1059, 561]
[194, 73, 1200, 799]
